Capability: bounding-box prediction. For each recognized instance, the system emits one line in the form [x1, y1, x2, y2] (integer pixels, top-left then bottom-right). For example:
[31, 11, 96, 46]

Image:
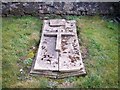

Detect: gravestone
[30, 19, 86, 78]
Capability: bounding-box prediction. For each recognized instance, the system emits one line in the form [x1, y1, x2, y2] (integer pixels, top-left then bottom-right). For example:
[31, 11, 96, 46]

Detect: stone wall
[2, 2, 120, 17]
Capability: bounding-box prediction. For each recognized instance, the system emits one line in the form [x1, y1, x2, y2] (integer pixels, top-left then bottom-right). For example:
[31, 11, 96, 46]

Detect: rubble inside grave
[30, 19, 86, 78]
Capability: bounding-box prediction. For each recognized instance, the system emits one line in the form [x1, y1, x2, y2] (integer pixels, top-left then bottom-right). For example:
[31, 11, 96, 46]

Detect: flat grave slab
[30, 19, 86, 78]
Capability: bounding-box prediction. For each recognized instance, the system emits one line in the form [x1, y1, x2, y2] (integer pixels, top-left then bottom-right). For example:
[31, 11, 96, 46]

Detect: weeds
[2, 15, 118, 88]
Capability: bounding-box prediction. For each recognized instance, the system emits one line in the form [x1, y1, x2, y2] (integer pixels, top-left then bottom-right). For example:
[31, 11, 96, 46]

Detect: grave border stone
[30, 19, 86, 78]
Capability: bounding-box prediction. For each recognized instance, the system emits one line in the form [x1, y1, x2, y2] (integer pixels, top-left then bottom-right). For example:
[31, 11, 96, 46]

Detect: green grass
[2, 15, 118, 88]
[2, 16, 43, 87]
[75, 16, 118, 88]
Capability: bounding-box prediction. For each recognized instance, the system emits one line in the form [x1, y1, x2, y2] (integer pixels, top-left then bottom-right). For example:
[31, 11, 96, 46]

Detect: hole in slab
[80, 68, 83, 70]
[63, 52, 67, 53]
[56, 30, 58, 32]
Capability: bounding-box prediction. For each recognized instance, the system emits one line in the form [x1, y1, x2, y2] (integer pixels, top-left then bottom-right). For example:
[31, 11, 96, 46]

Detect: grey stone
[78, 7, 85, 11]
[63, 2, 73, 11]
[30, 19, 86, 78]
[2, 2, 119, 17]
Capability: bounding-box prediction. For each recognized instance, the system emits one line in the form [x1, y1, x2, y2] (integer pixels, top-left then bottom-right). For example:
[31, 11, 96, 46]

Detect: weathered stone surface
[30, 19, 86, 78]
[59, 20, 85, 72]
[2, 2, 120, 17]
[49, 19, 65, 26]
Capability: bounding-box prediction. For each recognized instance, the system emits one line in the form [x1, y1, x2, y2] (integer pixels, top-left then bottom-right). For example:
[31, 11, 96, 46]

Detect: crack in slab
[30, 19, 86, 78]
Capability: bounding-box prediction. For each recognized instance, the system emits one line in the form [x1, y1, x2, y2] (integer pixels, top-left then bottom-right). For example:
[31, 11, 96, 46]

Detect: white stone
[49, 19, 66, 26]
[32, 19, 86, 75]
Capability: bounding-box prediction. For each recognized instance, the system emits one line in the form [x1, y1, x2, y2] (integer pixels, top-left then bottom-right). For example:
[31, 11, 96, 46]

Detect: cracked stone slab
[30, 19, 86, 78]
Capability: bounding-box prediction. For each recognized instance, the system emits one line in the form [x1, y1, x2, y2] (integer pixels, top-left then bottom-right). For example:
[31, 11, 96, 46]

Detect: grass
[75, 16, 118, 88]
[2, 16, 42, 88]
[2, 15, 119, 88]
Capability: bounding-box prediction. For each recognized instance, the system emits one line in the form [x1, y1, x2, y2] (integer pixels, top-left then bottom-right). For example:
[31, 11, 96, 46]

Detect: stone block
[30, 19, 86, 78]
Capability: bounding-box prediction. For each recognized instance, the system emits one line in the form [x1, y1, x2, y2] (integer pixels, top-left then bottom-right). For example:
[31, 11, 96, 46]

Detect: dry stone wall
[2, 2, 120, 17]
